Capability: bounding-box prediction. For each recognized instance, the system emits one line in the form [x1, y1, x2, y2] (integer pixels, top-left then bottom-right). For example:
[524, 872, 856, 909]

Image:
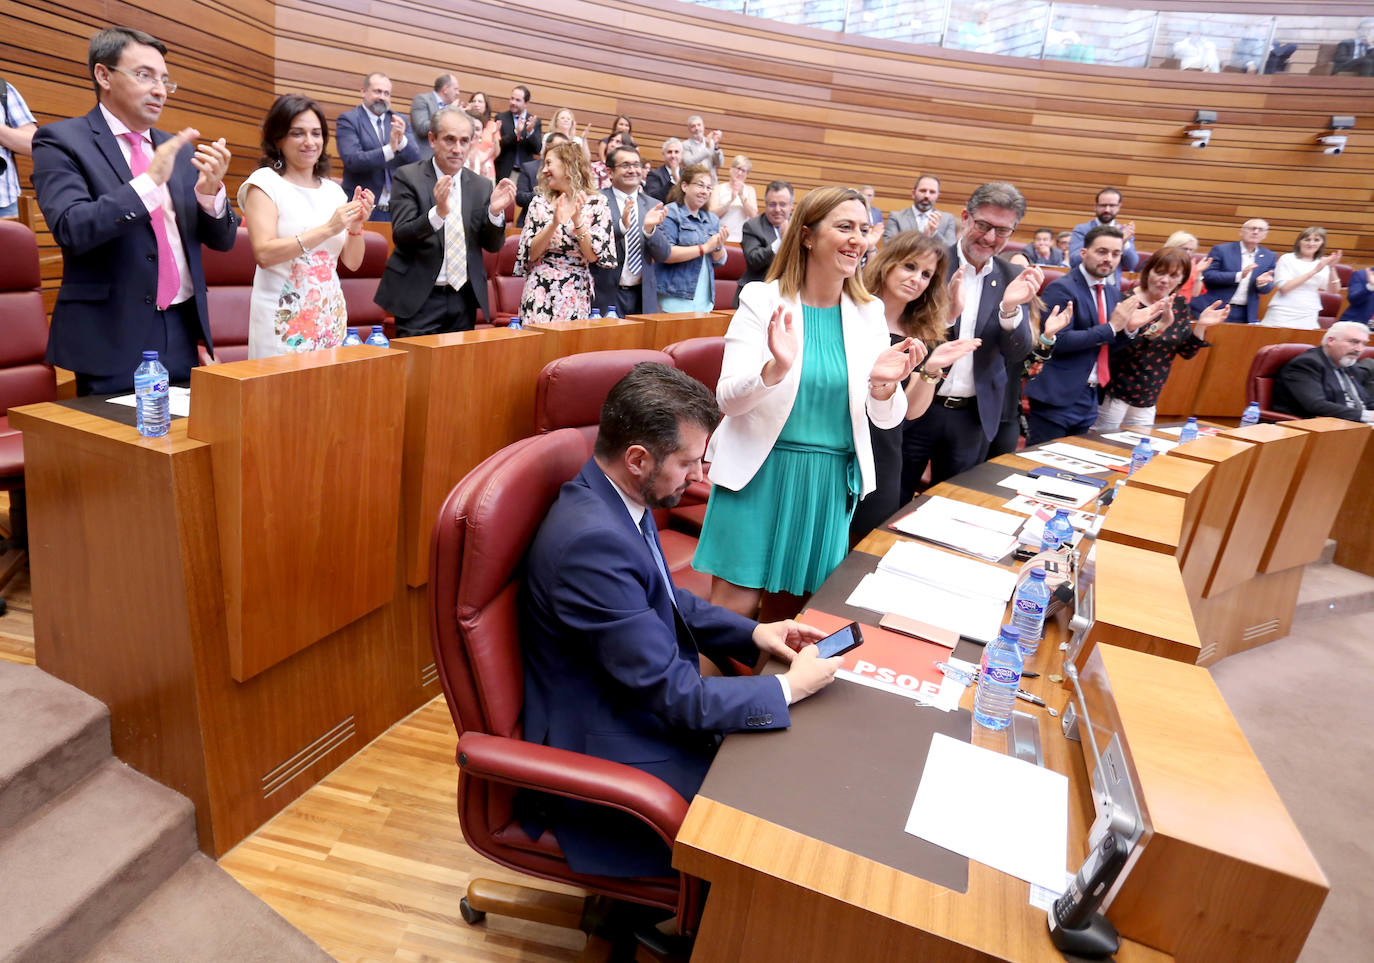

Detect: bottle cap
[347, 328, 358, 336]
[1000, 624, 1022, 641]
[142, 350, 158, 360]
[1029, 568, 1046, 580]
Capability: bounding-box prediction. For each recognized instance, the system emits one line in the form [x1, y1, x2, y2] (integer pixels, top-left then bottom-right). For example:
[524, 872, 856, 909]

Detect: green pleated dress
[694, 303, 860, 595]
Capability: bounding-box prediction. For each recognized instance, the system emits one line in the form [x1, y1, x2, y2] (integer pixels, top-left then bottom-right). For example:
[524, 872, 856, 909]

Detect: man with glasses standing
[1193, 218, 1276, 324]
[32, 25, 237, 394]
[592, 144, 667, 317]
[1068, 187, 1139, 286]
[900, 182, 1039, 493]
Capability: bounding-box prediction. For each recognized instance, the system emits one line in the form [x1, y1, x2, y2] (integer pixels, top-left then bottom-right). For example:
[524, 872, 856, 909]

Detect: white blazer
[707, 280, 905, 496]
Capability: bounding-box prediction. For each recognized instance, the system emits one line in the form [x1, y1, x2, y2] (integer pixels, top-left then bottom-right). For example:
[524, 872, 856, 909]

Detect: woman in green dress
[694, 186, 919, 617]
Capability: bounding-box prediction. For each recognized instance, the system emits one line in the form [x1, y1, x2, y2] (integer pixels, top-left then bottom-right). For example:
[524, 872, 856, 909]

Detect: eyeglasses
[1242, 226, 1269, 234]
[109, 66, 178, 94]
[612, 162, 642, 170]
[969, 218, 1015, 239]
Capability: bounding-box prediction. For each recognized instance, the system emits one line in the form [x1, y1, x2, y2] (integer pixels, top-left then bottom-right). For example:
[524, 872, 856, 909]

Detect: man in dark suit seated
[734, 179, 793, 305]
[520, 363, 838, 877]
[1272, 323, 1373, 423]
[1026, 224, 1162, 444]
[373, 107, 514, 336]
[1192, 218, 1276, 324]
[494, 84, 541, 182]
[31, 25, 238, 395]
[642, 138, 682, 203]
[592, 144, 669, 317]
[1332, 20, 1374, 76]
[336, 72, 421, 222]
[1020, 227, 1066, 266]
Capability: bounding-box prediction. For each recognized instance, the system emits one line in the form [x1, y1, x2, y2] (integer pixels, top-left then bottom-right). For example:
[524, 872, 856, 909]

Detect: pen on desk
[1015, 688, 1046, 707]
[1021, 670, 1040, 679]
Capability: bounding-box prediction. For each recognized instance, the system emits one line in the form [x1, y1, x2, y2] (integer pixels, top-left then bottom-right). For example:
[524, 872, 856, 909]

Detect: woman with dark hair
[1093, 246, 1228, 431]
[590, 131, 634, 189]
[515, 140, 616, 323]
[653, 163, 730, 312]
[849, 231, 981, 541]
[1262, 226, 1342, 329]
[463, 92, 499, 180]
[237, 93, 371, 358]
[612, 114, 633, 138]
[693, 186, 918, 616]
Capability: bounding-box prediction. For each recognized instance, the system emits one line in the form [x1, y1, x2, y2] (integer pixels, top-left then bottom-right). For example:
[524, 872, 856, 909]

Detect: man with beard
[520, 362, 837, 877]
[1272, 322, 1374, 422]
[592, 143, 669, 316]
[373, 106, 513, 335]
[735, 179, 793, 304]
[336, 72, 420, 222]
[883, 174, 955, 246]
[1068, 187, 1139, 285]
[1026, 223, 1163, 443]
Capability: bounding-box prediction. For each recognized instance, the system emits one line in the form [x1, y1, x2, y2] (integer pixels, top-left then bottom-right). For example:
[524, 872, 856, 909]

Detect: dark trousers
[368, 208, 393, 223]
[1225, 303, 1253, 324]
[395, 283, 479, 337]
[987, 413, 1022, 460]
[1027, 388, 1100, 446]
[75, 300, 201, 396]
[612, 284, 644, 319]
[901, 401, 989, 499]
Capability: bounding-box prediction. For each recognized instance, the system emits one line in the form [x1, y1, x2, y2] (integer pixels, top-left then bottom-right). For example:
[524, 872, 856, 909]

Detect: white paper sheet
[1001, 496, 1096, 529]
[891, 512, 1019, 562]
[847, 570, 1005, 643]
[909, 495, 1025, 534]
[996, 474, 1101, 509]
[1016, 449, 1104, 475]
[107, 386, 193, 418]
[905, 733, 1069, 891]
[1100, 431, 1178, 453]
[877, 540, 1019, 601]
[1156, 424, 1219, 438]
[1038, 442, 1129, 470]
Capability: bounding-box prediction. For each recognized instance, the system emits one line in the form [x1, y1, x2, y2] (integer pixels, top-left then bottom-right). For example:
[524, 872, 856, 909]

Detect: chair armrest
[457, 731, 690, 847]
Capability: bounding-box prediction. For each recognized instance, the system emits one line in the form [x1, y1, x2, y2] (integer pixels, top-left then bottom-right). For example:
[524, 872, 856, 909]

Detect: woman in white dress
[708, 155, 758, 243]
[1261, 226, 1342, 329]
[238, 94, 371, 358]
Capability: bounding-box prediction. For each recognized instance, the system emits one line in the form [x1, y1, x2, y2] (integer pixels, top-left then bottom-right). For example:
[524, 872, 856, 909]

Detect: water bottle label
[1014, 598, 1045, 617]
[984, 665, 1019, 685]
[137, 377, 168, 395]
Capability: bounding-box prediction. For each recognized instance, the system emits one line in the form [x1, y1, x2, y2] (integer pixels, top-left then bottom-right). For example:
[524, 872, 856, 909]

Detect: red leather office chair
[1038, 266, 1067, 294]
[429, 429, 700, 940]
[1318, 291, 1343, 329]
[0, 221, 58, 612]
[496, 234, 521, 276]
[716, 245, 744, 283]
[711, 278, 735, 311]
[1247, 342, 1313, 422]
[338, 231, 392, 338]
[491, 275, 524, 326]
[1335, 263, 1354, 289]
[534, 350, 711, 598]
[201, 227, 254, 362]
[661, 338, 726, 535]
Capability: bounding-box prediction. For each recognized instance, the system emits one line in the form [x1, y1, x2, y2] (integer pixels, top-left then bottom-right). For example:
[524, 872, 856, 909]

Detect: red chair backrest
[429, 428, 591, 739]
[663, 337, 725, 392]
[496, 234, 521, 276]
[1335, 263, 1354, 289]
[716, 245, 745, 282]
[201, 227, 255, 362]
[711, 279, 735, 311]
[1319, 291, 1343, 320]
[493, 275, 525, 319]
[0, 221, 56, 413]
[1248, 342, 1314, 413]
[1038, 267, 1067, 294]
[339, 231, 390, 332]
[534, 349, 675, 441]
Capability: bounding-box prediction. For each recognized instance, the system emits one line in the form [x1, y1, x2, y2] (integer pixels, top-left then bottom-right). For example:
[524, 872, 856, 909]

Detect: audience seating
[337, 231, 391, 338]
[428, 427, 700, 945]
[661, 337, 726, 536]
[491, 276, 523, 326]
[712, 278, 736, 310]
[1038, 266, 1067, 294]
[533, 349, 711, 598]
[201, 227, 255, 362]
[1318, 291, 1343, 328]
[496, 235, 521, 276]
[0, 221, 58, 613]
[717, 245, 744, 282]
[1246, 342, 1312, 422]
[1335, 263, 1354, 289]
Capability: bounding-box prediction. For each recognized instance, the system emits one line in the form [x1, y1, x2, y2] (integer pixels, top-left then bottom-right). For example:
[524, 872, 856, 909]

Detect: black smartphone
[1052, 831, 1130, 930]
[814, 622, 863, 659]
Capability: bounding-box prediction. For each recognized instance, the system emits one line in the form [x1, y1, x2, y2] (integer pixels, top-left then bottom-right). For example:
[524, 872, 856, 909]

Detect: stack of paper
[846, 541, 1017, 643]
[1100, 430, 1179, 453]
[996, 474, 1102, 509]
[1038, 442, 1130, 471]
[891, 495, 1022, 561]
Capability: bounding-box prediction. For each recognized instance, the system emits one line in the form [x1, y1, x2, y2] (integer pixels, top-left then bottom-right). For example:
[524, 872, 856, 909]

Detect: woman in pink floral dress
[515, 141, 616, 323]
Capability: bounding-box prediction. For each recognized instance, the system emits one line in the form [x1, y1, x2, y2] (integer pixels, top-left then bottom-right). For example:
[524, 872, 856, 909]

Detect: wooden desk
[1153, 324, 1322, 418]
[524, 317, 645, 361]
[627, 311, 731, 350]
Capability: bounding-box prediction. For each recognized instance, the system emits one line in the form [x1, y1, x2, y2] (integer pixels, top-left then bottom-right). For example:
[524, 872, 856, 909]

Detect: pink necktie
[124, 132, 182, 310]
[1094, 283, 1111, 388]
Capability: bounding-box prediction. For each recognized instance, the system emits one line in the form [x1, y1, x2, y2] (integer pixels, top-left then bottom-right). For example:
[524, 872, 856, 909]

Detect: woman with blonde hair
[709, 155, 759, 242]
[546, 107, 592, 162]
[1163, 229, 1211, 300]
[515, 141, 616, 323]
[694, 186, 919, 616]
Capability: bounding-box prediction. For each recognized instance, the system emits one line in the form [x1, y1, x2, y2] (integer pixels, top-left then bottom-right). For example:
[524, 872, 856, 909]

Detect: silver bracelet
[296, 234, 308, 256]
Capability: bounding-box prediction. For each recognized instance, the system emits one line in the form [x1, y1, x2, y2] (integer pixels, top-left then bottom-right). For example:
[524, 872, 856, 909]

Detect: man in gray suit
[410, 73, 459, 162]
[883, 173, 956, 246]
[592, 144, 668, 317]
[374, 107, 514, 335]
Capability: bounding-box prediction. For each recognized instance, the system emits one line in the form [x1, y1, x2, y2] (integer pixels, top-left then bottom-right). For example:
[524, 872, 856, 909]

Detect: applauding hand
[761, 306, 797, 386]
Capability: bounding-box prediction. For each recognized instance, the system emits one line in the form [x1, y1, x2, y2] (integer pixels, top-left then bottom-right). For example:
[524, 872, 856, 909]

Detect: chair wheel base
[459, 897, 486, 925]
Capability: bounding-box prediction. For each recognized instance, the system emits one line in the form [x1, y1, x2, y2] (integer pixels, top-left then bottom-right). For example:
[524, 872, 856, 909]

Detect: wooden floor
[216, 698, 590, 962]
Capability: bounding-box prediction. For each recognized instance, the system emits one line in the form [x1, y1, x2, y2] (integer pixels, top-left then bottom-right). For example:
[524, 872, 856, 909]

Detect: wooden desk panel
[1260, 418, 1371, 574]
[1208, 423, 1305, 597]
[1122, 455, 1212, 562]
[1080, 540, 1202, 670]
[1097, 488, 1185, 558]
[524, 317, 645, 361]
[627, 311, 731, 350]
[1155, 324, 1322, 419]
[1331, 429, 1374, 576]
[393, 329, 548, 586]
[1169, 436, 1256, 600]
[188, 350, 407, 680]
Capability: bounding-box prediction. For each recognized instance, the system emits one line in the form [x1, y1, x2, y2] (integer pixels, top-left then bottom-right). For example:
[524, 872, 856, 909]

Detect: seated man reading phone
[520, 363, 843, 878]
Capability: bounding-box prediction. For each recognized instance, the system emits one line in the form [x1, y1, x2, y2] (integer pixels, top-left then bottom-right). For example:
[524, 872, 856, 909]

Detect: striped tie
[624, 197, 643, 277]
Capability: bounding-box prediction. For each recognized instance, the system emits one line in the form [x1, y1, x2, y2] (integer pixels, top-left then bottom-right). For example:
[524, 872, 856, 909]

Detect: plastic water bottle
[1040, 509, 1074, 553]
[1178, 416, 1199, 443]
[133, 350, 170, 438]
[1240, 401, 1261, 427]
[588, 307, 602, 319]
[1010, 569, 1050, 653]
[605, 305, 619, 319]
[974, 625, 1024, 731]
[341, 327, 363, 346]
[364, 325, 389, 347]
[507, 315, 523, 330]
[1128, 437, 1154, 475]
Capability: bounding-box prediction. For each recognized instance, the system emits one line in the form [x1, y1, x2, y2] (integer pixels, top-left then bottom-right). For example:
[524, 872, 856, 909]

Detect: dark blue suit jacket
[1026, 267, 1126, 413]
[1339, 269, 1372, 326]
[1193, 241, 1276, 324]
[335, 105, 420, 210]
[941, 247, 1034, 441]
[591, 189, 670, 315]
[31, 107, 238, 378]
[521, 460, 787, 875]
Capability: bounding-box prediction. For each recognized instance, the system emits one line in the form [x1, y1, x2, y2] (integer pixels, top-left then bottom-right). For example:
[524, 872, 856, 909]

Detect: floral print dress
[515, 192, 616, 323]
